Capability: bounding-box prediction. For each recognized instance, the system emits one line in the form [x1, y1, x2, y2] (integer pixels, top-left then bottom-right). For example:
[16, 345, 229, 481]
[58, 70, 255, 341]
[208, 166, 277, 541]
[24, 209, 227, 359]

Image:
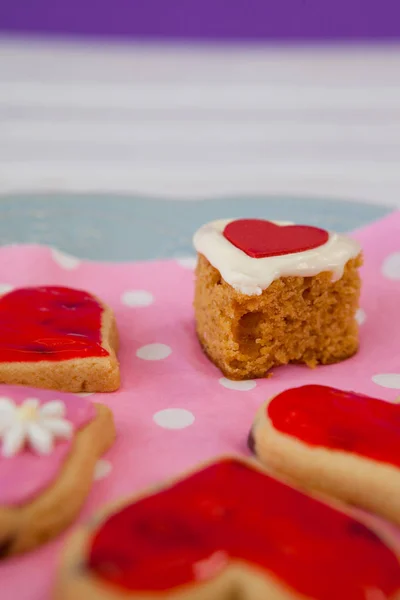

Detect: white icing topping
[0, 397, 73, 457]
[193, 219, 361, 296]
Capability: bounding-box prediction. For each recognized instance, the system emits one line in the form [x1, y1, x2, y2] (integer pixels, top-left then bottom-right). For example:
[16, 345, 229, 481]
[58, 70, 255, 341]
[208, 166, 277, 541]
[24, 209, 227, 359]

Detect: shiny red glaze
[268, 385, 400, 468]
[88, 458, 400, 599]
[223, 219, 329, 258]
[0, 286, 108, 361]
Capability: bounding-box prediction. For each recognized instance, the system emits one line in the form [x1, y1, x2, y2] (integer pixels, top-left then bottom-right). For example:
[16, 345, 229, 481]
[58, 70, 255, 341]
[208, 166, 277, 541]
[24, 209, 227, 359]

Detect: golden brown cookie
[0, 286, 120, 392]
[249, 384, 400, 525]
[0, 385, 115, 557]
[55, 456, 400, 600]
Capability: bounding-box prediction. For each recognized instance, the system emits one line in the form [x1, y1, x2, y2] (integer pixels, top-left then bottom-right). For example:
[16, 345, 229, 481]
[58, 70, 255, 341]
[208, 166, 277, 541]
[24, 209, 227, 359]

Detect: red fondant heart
[0, 286, 108, 362]
[268, 385, 400, 468]
[88, 458, 400, 599]
[223, 219, 329, 258]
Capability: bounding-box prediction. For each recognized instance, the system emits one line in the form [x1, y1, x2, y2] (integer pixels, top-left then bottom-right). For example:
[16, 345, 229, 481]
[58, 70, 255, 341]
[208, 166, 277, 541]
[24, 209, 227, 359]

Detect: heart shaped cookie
[57, 458, 400, 600]
[0, 385, 116, 557]
[0, 286, 120, 392]
[223, 219, 329, 258]
[250, 385, 400, 527]
[267, 385, 400, 466]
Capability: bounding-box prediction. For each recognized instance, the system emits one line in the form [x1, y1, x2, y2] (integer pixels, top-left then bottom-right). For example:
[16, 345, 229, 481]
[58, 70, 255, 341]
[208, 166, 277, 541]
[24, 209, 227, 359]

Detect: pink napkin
[1, 212, 400, 599]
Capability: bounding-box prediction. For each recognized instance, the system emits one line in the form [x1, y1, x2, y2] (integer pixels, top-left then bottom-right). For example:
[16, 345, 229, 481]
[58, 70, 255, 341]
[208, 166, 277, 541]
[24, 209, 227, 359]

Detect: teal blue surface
[0, 194, 392, 261]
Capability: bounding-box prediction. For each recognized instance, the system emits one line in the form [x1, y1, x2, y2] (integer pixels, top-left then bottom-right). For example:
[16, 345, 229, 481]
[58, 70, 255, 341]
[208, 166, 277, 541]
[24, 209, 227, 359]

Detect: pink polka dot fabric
[1, 212, 400, 599]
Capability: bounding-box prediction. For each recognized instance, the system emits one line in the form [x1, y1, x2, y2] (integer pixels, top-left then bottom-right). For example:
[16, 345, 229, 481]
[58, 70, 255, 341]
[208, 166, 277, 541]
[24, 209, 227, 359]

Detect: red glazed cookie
[55, 457, 400, 600]
[249, 385, 400, 525]
[0, 286, 120, 392]
[0, 385, 115, 557]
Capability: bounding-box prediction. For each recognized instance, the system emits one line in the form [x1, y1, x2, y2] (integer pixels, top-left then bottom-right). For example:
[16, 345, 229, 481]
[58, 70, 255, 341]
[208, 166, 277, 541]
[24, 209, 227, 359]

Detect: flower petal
[40, 401, 66, 418]
[0, 420, 11, 434]
[2, 422, 26, 457]
[0, 406, 16, 432]
[0, 397, 16, 415]
[41, 417, 73, 439]
[27, 422, 53, 455]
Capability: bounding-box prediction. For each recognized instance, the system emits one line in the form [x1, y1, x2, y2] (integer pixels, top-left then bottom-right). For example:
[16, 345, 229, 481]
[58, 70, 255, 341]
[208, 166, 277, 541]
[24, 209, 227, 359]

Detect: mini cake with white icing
[193, 218, 362, 380]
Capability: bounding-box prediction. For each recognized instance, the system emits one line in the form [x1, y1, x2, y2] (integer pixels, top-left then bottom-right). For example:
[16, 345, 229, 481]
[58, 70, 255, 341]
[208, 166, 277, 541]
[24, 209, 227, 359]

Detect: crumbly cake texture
[0, 403, 115, 557]
[55, 457, 400, 600]
[250, 388, 400, 526]
[194, 253, 362, 380]
[0, 299, 120, 393]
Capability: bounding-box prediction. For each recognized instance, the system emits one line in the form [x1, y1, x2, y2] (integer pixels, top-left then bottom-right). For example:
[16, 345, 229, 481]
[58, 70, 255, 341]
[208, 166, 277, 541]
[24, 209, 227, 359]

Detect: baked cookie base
[194, 254, 362, 380]
[0, 303, 120, 393]
[0, 404, 115, 557]
[55, 457, 400, 600]
[250, 399, 400, 527]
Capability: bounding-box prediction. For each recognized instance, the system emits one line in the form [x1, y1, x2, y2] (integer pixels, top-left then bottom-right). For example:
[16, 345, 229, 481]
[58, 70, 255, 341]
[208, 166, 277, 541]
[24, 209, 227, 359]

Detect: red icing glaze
[88, 459, 400, 599]
[268, 385, 400, 469]
[223, 219, 329, 258]
[0, 286, 108, 362]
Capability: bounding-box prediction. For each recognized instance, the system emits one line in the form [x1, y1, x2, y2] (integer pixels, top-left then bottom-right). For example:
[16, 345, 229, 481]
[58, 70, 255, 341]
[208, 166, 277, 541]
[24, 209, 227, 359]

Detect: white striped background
[0, 38, 400, 206]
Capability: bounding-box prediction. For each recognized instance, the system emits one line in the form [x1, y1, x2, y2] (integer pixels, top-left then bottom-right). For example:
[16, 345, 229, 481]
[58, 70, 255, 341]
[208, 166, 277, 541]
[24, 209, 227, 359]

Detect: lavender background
[1, 0, 400, 40]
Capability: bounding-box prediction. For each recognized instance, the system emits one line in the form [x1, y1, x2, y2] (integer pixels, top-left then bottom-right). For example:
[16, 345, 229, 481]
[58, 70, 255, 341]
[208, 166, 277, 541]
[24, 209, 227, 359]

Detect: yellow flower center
[17, 403, 39, 422]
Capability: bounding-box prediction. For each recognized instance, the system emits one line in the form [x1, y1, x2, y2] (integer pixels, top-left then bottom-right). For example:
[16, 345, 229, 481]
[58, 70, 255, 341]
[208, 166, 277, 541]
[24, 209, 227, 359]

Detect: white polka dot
[177, 256, 197, 269]
[51, 248, 81, 270]
[121, 290, 154, 307]
[153, 408, 195, 429]
[0, 284, 13, 295]
[356, 308, 366, 325]
[75, 392, 95, 398]
[136, 343, 172, 360]
[372, 373, 400, 390]
[93, 459, 112, 481]
[382, 253, 400, 280]
[219, 377, 257, 391]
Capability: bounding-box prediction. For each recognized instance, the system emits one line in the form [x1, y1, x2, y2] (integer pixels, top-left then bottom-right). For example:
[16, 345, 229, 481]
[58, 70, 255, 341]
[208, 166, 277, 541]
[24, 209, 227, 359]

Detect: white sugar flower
[0, 397, 73, 457]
